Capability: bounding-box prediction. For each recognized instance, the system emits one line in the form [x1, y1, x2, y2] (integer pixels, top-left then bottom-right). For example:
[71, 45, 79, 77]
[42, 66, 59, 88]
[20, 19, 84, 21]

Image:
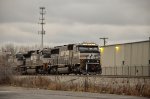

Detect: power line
[100, 37, 108, 46]
[38, 7, 46, 49]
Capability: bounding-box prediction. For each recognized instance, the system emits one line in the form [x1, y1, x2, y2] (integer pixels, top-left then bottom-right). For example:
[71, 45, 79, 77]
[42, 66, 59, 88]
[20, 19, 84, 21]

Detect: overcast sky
[0, 0, 150, 47]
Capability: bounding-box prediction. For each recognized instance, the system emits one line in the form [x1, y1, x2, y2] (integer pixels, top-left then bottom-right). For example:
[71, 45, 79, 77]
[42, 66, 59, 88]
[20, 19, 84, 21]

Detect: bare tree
[0, 44, 18, 84]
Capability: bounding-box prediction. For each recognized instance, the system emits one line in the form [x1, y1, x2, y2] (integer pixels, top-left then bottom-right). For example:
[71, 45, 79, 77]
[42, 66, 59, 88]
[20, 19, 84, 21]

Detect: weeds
[0, 55, 12, 85]
[9, 76, 150, 97]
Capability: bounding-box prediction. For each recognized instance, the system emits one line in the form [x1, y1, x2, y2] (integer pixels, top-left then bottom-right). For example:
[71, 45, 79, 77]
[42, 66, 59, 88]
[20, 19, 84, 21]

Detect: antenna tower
[39, 7, 46, 49]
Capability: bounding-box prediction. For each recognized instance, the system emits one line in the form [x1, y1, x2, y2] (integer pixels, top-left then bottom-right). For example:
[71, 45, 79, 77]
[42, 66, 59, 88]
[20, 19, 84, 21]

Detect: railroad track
[16, 74, 150, 79]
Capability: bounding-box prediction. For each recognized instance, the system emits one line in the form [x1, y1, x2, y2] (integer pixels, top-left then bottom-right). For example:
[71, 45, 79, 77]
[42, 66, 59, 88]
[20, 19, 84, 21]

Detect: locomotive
[9, 42, 102, 75]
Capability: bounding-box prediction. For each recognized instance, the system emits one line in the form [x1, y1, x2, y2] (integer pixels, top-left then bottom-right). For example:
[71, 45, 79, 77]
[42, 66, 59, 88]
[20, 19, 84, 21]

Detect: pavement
[0, 86, 149, 99]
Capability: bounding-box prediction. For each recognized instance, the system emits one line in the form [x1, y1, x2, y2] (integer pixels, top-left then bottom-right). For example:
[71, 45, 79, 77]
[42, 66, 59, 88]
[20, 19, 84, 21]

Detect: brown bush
[0, 55, 13, 85]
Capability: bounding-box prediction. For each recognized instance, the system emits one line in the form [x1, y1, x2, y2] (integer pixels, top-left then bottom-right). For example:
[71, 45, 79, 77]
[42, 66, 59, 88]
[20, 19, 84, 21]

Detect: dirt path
[0, 86, 149, 99]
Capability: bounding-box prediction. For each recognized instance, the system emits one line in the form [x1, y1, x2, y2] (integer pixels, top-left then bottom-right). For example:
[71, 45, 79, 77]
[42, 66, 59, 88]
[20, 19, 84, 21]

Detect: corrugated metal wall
[101, 41, 150, 76]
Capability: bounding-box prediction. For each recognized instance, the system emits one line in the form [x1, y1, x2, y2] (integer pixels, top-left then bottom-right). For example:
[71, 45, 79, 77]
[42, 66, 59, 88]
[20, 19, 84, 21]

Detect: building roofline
[101, 40, 150, 47]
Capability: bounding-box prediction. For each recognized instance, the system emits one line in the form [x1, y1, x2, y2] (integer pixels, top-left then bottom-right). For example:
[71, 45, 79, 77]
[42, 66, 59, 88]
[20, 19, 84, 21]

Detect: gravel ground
[0, 86, 149, 99]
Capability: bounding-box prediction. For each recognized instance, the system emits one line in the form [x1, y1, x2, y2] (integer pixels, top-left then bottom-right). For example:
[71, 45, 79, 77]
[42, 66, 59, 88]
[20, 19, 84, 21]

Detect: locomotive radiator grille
[80, 59, 100, 71]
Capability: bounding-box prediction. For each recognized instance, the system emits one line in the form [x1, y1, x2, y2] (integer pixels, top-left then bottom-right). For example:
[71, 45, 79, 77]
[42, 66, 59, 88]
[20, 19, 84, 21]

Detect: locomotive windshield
[16, 53, 24, 60]
[78, 45, 99, 53]
[43, 53, 51, 58]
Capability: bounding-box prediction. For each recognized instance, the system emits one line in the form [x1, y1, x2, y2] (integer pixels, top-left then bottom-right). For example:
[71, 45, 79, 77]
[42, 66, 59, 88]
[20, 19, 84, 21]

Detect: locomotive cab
[75, 43, 102, 74]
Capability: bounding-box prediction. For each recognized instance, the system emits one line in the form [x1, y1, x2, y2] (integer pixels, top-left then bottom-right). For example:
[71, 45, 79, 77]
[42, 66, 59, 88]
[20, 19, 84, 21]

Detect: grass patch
[10, 76, 150, 97]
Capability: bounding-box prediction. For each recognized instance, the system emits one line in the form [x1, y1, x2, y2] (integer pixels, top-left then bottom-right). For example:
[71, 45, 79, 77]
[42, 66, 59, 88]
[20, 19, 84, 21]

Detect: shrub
[0, 55, 13, 85]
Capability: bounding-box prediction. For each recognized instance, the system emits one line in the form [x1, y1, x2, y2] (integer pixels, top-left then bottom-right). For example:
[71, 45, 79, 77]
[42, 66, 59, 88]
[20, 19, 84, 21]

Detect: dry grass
[9, 76, 150, 97]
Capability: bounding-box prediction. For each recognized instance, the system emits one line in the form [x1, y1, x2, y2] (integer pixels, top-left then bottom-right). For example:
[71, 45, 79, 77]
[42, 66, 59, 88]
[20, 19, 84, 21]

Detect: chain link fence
[101, 66, 150, 76]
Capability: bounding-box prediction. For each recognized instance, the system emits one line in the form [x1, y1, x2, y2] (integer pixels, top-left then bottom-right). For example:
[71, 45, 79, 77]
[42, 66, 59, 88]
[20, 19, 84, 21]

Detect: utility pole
[149, 37, 150, 76]
[39, 7, 46, 49]
[100, 37, 108, 46]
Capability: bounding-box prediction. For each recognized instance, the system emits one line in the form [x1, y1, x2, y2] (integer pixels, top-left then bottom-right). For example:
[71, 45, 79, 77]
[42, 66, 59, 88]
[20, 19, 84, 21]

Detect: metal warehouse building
[100, 40, 150, 76]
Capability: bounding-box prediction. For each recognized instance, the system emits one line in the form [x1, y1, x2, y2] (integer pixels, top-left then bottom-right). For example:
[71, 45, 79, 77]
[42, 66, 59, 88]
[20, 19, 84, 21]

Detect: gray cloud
[0, 0, 150, 25]
[0, 0, 150, 47]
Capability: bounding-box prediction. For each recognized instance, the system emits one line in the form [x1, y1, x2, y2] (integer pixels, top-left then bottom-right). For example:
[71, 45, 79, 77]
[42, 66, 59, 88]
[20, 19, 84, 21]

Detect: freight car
[10, 42, 102, 75]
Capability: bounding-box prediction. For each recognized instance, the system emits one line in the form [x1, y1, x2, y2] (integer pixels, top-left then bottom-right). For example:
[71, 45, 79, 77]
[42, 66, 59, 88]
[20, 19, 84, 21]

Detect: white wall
[101, 41, 150, 76]
[101, 46, 115, 67]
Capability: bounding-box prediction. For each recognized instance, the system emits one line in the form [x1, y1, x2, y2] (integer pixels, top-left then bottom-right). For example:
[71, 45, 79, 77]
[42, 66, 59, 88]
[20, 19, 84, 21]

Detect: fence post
[128, 66, 129, 76]
[105, 67, 106, 75]
[142, 65, 143, 76]
[84, 76, 88, 92]
[116, 66, 117, 75]
[135, 66, 137, 76]
[122, 65, 123, 75]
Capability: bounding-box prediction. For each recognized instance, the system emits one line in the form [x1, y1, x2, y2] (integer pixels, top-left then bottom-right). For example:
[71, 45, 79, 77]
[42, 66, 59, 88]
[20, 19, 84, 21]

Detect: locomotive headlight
[94, 55, 100, 59]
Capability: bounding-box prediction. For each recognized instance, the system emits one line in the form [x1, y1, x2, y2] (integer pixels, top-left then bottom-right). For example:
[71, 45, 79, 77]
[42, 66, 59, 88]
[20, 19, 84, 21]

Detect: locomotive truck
[9, 42, 102, 75]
